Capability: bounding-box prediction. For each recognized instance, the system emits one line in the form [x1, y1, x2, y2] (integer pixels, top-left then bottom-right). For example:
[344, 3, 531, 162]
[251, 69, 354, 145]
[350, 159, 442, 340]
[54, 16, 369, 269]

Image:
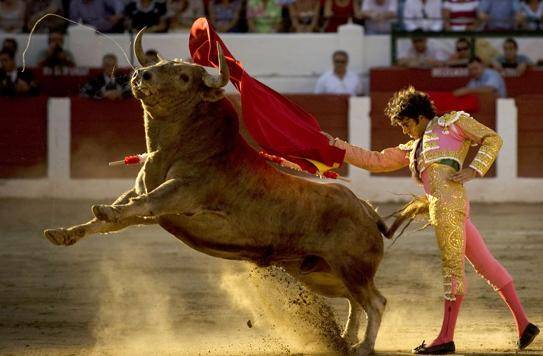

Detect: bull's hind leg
[348, 282, 387, 356]
[343, 297, 363, 346]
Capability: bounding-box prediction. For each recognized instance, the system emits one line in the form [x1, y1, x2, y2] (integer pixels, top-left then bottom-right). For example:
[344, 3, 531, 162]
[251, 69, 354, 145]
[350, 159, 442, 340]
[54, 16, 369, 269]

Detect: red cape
[189, 18, 345, 174]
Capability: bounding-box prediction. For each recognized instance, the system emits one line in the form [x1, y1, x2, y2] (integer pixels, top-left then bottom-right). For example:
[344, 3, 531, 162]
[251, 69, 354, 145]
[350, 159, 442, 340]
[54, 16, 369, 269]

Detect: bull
[43, 29, 421, 355]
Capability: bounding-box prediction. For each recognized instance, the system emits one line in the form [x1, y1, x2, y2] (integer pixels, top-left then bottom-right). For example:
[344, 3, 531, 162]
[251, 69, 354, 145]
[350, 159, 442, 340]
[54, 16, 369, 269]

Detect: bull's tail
[384, 195, 430, 240]
[359, 196, 430, 240]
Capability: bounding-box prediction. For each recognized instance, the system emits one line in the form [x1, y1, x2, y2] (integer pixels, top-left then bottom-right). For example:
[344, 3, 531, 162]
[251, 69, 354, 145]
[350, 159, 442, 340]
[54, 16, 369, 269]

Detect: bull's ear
[201, 87, 225, 102]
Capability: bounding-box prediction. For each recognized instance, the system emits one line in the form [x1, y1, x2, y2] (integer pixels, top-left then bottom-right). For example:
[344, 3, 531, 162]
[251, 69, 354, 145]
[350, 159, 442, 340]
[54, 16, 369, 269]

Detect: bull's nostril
[142, 72, 151, 81]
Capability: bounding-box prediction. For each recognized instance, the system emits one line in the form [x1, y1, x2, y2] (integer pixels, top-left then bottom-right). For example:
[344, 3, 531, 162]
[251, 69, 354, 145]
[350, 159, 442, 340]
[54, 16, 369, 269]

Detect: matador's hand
[321, 131, 335, 145]
[450, 167, 479, 184]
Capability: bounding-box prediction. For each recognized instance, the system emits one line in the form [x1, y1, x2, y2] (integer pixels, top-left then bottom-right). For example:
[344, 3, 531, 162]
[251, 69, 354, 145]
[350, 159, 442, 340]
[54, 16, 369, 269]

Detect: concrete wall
[0, 97, 541, 202]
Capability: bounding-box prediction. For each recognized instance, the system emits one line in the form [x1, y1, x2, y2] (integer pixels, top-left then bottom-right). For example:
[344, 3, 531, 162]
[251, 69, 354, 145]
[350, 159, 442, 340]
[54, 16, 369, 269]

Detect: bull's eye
[180, 73, 189, 82]
[142, 72, 152, 81]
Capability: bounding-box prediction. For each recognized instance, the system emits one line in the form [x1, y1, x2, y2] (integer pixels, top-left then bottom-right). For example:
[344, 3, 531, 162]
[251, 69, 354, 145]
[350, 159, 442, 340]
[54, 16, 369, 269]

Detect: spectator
[397, 35, 448, 68]
[69, 0, 124, 33]
[454, 56, 507, 97]
[323, 0, 361, 32]
[288, 0, 321, 32]
[315, 50, 361, 96]
[402, 0, 443, 31]
[37, 31, 76, 69]
[442, 0, 479, 31]
[447, 37, 471, 67]
[360, 0, 398, 34]
[478, 0, 522, 30]
[167, 0, 205, 32]
[124, 0, 168, 32]
[1, 38, 18, 56]
[247, 0, 284, 33]
[25, 0, 65, 32]
[208, 0, 243, 33]
[0, 49, 39, 96]
[145, 49, 160, 63]
[492, 37, 532, 76]
[0, 0, 26, 33]
[519, 0, 543, 30]
[81, 54, 131, 99]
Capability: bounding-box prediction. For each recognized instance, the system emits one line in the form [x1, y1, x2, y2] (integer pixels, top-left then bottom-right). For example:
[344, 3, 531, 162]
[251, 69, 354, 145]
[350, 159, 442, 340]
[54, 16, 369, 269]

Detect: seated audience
[442, 0, 479, 31]
[124, 0, 168, 32]
[492, 37, 532, 76]
[167, 0, 205, 32]
[323, 0, 361, 32]
[478, 0, 522, 30]
[81, 54, 131, 100]
[360, 0, 398, 34]
[519, 0, 543, 30]
[25, 0, 65, 33]
[247, 0, 284, 33]
[37, 31, 76, 69]
[447, 37, 471, 67]
[0, 0, 26, 33]
[69, 0, 124, 33]
[315, 50, 361, 96]
[208, 0, 243, 33]
[145, 49, 160, 62]
[288, 0, 321, 32]
[0, 49, 39, 96]
[454, 56, 507, 97]
[397, 35, 448, 68]
[1, 38, 18, 56]
[403, 0, 443, 31]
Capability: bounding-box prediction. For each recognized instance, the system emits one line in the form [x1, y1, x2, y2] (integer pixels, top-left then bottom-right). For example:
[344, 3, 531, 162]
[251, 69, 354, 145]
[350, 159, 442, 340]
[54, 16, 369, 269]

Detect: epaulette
[398, 140, 417, 151]
[438, 111, 469, 127]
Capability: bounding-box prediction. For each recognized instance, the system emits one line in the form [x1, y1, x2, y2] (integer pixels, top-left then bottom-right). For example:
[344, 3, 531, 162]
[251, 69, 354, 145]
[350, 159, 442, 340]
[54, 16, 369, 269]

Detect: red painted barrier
[0, 96, 48, 178]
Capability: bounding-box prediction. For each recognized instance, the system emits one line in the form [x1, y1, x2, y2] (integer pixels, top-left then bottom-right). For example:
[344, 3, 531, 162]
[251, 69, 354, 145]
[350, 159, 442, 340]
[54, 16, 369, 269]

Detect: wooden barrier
[515, 95, 543, 177]
[369, 91, 497, 177]
[0, 96, 48, 178]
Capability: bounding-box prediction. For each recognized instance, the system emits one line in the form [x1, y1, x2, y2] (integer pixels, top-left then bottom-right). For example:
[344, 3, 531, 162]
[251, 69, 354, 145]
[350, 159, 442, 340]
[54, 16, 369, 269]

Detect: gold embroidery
[398, 139, 417, 151]
[426, 163, 467, 300]
[455, 114, 502, 176]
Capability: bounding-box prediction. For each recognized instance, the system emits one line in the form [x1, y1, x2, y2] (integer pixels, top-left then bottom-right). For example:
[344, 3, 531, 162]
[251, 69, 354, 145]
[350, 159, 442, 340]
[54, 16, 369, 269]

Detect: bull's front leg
[44, 188, 155, 246]
[92, 179, 186, 223]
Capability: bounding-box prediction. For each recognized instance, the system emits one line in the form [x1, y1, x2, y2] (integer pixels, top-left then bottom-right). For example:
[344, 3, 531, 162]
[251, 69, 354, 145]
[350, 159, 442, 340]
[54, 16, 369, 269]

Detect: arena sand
[0, 198, 542, 355]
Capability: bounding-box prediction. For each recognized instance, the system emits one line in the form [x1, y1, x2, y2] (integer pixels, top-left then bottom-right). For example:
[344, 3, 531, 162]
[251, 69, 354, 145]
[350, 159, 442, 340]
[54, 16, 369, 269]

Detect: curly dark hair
[384, 86, 437, 126]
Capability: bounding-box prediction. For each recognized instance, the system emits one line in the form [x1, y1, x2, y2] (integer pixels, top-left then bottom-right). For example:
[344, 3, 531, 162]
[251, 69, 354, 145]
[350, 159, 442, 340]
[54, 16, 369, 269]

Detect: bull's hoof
[92, 204, 119, 223]
[44, 228, 80, 246]
[350, 340, 374, 356]
[342, 330, 360, 347]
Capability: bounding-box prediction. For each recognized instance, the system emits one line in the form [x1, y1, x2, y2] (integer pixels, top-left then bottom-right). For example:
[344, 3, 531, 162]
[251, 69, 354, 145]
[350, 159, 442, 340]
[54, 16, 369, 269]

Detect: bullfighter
[328, 86, 539, 354]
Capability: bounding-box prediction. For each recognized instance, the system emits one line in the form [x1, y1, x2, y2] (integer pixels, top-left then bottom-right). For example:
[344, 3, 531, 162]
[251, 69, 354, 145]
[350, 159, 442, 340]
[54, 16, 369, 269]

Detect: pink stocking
[430, 295, 464, 346]
[499, 282, 530, 337]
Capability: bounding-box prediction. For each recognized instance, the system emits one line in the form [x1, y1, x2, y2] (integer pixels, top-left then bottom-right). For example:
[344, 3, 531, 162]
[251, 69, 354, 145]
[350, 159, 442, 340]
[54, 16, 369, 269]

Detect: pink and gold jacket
[334, 111, 503, 179]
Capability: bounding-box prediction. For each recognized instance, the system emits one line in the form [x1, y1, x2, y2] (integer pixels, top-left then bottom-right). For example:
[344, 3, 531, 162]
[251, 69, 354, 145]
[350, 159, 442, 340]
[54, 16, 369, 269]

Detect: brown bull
[43, 29, 423, 355]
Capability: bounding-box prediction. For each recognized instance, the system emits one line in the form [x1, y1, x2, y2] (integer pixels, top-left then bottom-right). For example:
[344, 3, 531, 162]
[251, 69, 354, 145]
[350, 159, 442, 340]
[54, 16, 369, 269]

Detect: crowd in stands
[0, 0, 542, 35]
[1, 0, 543, 98]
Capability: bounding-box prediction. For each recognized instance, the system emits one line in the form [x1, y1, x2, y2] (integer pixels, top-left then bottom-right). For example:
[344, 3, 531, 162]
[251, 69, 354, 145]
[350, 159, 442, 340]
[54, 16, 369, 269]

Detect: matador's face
[398, 116, 428, 139]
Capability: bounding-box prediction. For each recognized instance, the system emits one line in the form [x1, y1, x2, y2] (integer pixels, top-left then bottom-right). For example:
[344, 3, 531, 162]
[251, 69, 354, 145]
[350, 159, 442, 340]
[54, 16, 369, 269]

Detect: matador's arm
[333, 138, 411, 173]
[454, 113, 503, 176]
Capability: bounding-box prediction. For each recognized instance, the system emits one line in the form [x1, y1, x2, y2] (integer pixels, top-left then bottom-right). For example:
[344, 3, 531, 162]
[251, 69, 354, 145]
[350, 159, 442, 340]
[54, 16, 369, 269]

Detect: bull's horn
[134, 27, 160, 66]
[202, 43, 230, 88]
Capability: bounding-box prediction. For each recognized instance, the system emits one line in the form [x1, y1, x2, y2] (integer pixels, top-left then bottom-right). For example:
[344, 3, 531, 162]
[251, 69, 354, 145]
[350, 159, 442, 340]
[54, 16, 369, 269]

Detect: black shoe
[518, 323, 540, 350]
[412, 340, 455, 354]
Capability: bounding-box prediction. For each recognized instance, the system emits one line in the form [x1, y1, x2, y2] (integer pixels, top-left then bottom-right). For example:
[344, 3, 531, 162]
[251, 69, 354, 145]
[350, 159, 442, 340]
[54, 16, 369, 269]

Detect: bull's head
[131, 28, 230, 115]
